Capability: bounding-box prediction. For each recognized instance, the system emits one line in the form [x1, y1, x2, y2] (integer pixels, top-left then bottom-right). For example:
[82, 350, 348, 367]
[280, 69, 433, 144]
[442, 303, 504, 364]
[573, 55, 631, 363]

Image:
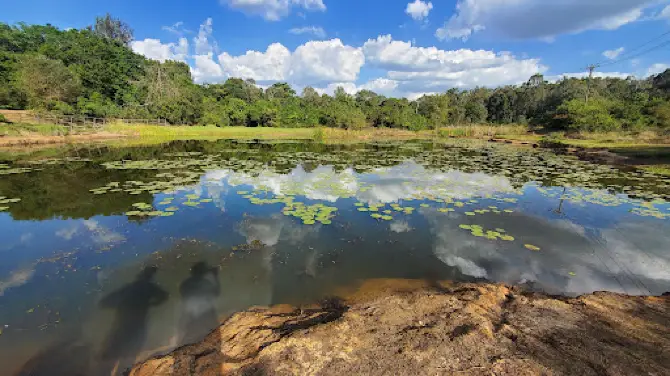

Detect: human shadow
[178, 262, 221, 345]
[15, 333, 91, 376]
[98, 266, 168, 372]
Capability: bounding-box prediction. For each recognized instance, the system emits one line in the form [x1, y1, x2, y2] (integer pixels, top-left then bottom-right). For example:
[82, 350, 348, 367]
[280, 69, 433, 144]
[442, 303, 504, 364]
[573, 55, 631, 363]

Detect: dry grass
[437, 124, 529, 138]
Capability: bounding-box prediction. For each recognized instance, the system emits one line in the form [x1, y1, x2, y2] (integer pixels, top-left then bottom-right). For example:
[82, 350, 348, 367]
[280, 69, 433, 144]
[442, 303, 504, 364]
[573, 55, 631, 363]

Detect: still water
[1, 139, 669, 375]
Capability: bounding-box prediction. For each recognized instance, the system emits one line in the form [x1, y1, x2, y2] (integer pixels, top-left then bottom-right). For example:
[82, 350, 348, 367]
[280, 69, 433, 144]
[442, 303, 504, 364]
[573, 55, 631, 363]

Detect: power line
[593, 29, 670, 67]
[599, 39, 670, 68]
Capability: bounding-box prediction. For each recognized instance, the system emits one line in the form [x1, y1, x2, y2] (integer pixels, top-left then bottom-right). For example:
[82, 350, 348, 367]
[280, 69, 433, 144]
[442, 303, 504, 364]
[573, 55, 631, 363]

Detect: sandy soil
[128, 280, 670, 376]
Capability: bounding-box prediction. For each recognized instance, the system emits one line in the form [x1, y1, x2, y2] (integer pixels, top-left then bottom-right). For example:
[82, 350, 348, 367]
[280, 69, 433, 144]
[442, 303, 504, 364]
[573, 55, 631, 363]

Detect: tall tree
[90, 14, 133, 46]
[16, 54, 82, 108]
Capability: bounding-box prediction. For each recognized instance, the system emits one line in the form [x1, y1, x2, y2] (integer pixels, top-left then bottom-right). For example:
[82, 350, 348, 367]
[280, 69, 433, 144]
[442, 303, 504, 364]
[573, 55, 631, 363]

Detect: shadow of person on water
[178, 261, 221, 345]
[98, 266, 168, 373]
[15, 333, 92, 376]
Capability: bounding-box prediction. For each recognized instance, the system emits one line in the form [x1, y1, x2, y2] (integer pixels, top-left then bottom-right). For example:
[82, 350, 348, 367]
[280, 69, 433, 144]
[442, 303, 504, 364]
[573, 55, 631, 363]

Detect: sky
[3, 0, 670, 98]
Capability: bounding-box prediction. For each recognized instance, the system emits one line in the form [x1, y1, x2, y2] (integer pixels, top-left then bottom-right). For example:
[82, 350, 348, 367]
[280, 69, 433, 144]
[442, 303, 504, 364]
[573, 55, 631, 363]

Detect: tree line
[2, 16, 670, 132]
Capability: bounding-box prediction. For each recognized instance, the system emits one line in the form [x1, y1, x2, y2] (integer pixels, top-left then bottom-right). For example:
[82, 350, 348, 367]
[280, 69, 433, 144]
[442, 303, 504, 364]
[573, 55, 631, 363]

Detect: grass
[437, 124, 529, 139]
[0, 122, 70, 137]
[106, 123, 316, 141]
[640, 165, 670, 176]
[540, 130, 670, 149]
[105, 123, 436, 144]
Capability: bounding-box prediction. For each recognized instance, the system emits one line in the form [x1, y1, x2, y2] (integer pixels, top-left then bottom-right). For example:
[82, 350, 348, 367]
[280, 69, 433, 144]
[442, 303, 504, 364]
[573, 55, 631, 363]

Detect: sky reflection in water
[0, 140, 669, 375]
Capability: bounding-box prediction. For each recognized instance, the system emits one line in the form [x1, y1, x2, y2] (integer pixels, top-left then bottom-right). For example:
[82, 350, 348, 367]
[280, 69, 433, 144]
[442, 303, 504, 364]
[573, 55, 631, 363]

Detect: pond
[1, 139, 669, 375]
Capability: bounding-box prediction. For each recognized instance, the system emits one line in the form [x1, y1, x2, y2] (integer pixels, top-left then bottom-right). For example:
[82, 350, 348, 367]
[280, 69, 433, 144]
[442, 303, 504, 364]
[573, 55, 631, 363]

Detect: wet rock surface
[129, 281, 670, 376]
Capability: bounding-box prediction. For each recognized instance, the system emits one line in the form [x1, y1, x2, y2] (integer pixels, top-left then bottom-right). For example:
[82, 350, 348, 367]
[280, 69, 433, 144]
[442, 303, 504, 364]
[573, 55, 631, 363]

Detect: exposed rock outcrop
[129, 280, 670, 376]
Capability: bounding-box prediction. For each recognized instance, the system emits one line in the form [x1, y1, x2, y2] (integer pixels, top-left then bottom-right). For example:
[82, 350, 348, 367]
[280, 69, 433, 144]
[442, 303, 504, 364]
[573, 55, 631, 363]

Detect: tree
[16, 54, 82, 108]
[90, 14, 133, 46]
[217, 78, 262, 103]
[266, 82, 296, 101]
[417, 94, 449, 128]
[302, 87, 321, 104]
[139, 61, 203, 124]
[556, 98, 619, 132]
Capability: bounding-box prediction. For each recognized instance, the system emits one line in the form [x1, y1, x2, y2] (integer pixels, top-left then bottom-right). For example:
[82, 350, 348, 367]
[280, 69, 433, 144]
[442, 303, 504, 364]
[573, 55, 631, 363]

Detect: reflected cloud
[83, 220, 126, 245]
[0, 267, 35, 296]
[56, 226, 79, 240]
[238, 214, 318, 247]
[426, 210, 670, 296]
[390, 220, 413, 233]
[203, 161, 514, 205]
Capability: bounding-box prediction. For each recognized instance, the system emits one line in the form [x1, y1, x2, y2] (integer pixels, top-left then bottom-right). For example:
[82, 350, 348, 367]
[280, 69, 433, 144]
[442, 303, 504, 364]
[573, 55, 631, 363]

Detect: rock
[129, 280, 670, 376]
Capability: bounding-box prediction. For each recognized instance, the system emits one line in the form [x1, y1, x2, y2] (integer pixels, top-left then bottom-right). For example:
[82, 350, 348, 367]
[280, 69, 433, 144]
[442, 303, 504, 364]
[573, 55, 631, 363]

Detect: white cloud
[194, 18, 216, 55]
[658, 5, 670, 20]
[436, 0, 655, 41]
[291, 39, 365, 84]
[603, 47, 625, 60]
[361, 35, 546, 95]
[289, 26, 326, 38]
[646, 63, 670, 76]
[406, 0, 433, 21]
[192, 53, 225, 83]
[162, 21, 191, 36]
[218, 43, 291, 82]
[222, 0, 326, 21]
[194, 38, 364, 85]
[130, 38, 189, 62]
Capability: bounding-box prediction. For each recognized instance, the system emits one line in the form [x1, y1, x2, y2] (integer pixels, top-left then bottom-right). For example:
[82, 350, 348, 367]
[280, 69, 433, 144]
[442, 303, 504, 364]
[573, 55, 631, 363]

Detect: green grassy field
[0, 122, 70, 136]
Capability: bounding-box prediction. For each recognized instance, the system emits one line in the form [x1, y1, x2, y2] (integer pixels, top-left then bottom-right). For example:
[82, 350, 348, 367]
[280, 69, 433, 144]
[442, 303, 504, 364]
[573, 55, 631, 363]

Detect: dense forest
[2, 15, 670, 132]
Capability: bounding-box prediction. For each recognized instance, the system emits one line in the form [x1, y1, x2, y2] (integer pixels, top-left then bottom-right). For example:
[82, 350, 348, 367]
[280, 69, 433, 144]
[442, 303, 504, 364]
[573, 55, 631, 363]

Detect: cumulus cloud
[194, 38, 364, 85]
[221, 0, 326, 21]
[436, 0, 655, 41]
[131, 38, 189, 62]
[603, 47, 625, 60]
[406, 0, 433, 21]
[289, 26, 326, 38]
[360, 35, 546, 95]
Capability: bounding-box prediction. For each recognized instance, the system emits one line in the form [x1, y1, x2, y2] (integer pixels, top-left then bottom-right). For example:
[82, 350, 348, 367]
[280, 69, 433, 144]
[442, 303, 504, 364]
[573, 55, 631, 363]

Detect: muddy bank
[129, 280, 670, 376]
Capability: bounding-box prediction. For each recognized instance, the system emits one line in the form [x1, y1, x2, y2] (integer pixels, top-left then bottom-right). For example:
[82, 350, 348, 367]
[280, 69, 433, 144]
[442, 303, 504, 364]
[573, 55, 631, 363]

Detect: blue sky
[4, 0, 670, 98]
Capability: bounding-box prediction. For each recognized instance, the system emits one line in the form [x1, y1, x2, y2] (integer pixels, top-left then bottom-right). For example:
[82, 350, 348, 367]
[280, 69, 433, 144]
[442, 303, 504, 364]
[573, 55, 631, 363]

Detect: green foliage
[2, 19, 670, 133]
[0, 113, 8, 123]
[16, 54, 82, 108]
[556, 99, 620, 132]
[90, 13, 134, 46]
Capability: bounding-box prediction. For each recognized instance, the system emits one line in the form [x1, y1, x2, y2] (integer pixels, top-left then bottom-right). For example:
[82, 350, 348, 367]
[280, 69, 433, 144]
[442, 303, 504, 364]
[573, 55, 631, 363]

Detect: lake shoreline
[129, 279, 670, 376]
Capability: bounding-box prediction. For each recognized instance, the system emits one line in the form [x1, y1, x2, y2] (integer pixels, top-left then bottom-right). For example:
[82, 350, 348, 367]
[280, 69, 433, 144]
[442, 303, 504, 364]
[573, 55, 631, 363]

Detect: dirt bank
[129, 280, 670, 376]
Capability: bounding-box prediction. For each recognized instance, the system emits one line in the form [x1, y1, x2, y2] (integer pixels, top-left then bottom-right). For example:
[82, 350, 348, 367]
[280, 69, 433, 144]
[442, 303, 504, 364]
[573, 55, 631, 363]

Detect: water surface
[1, 139, 669, 375]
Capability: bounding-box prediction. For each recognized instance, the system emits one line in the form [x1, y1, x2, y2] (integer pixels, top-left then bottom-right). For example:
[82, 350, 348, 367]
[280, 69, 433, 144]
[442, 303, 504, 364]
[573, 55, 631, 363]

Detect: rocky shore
[129, 280, 670, 376]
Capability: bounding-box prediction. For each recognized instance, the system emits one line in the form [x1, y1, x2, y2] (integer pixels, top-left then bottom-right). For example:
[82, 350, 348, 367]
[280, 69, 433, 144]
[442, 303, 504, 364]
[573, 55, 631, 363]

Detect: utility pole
[585, 64, 599, 103]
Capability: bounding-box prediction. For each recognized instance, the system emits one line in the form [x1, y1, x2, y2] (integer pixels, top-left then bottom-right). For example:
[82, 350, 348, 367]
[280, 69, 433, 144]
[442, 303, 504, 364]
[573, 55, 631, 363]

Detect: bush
[556, 98, 620, 132]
